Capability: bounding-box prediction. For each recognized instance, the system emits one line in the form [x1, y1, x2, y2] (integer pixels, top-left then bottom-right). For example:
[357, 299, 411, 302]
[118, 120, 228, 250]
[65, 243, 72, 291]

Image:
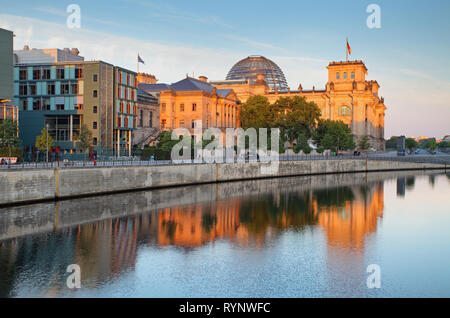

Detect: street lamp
[46, 123, 49, 163]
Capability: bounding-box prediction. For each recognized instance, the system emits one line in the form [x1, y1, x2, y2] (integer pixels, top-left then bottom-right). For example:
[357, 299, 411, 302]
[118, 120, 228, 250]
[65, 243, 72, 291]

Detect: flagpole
[137, 53, 139, 74]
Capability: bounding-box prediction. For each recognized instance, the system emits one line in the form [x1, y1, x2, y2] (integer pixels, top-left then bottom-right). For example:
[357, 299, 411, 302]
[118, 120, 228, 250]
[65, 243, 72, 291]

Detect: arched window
[351, 72, 355, 79]
[338, 105, 351, 116]
[336, 72, 340, 80]
[343, 72, 348, 79]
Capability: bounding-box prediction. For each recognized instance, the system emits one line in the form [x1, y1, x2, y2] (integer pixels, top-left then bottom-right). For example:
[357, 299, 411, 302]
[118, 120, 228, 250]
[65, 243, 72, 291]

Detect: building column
[69, 115, 73, 141]
[128, 130, 131, 157]
[117, 130, 120, 157]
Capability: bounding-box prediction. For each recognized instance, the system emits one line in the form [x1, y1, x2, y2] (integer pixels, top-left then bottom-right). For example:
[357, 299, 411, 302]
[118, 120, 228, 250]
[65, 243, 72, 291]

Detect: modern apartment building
[14, 47, 137, 156]
[0, 28, 14, 102]
[0, 28, 17, 124]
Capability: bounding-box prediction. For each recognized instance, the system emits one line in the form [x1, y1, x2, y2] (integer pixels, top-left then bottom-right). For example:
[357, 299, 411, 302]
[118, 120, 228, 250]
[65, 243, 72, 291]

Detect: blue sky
[1, 0, 450, 138]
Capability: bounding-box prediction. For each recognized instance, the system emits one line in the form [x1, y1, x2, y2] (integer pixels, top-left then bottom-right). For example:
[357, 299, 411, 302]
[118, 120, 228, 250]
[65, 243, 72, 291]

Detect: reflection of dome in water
[226, 55, 289, 92]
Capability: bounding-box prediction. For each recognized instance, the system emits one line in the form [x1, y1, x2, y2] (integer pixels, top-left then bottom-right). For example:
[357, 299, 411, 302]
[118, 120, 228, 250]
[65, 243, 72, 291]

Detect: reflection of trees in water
[161, 220, 178, 241]
[429, 175, 436, 187]
[238, 186, 358, 237]
[406, 177, 415, 190]
[201, 214, 217, 234]
[314, 187, 355, 209]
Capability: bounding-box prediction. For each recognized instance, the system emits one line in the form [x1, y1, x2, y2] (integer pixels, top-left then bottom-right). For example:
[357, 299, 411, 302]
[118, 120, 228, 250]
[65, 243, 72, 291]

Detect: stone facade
[211, 60, 387, 150]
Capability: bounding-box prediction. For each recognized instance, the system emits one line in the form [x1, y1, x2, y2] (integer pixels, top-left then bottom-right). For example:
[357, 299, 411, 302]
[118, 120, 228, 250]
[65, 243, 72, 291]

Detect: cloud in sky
[1, 12, 449, 138]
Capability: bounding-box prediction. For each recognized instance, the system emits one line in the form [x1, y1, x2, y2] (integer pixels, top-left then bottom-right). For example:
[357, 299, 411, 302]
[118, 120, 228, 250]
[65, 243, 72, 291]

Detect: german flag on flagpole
[346, 38, 351, 61]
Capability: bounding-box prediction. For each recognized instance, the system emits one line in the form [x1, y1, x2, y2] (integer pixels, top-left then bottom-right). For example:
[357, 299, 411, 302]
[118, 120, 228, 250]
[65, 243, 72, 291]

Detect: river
[0, 170, 449, 297]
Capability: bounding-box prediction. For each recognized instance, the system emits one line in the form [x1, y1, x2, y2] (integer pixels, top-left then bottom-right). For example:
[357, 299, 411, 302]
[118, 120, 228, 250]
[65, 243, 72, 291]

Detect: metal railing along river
[1, 153, 449, 170]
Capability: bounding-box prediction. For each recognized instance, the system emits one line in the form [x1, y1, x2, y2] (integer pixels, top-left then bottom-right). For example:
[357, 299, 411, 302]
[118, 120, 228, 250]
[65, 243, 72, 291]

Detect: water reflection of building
[316, 183, 384, 251]
[157, 200, 247, 247]
[0, 179, 387, 297]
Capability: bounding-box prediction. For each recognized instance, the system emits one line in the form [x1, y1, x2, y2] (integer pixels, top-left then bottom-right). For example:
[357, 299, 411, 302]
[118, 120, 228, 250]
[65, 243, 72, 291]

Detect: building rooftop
[140, 77, 221, 94]
[226, 55, 289, 92]
[14, 47, 84, 64]
[137, 88, 159, 104]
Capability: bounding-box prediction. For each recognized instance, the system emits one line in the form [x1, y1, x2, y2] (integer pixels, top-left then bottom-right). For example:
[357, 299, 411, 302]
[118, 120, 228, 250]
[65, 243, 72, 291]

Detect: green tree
[405, 138, 419, 153]
[358, 135, 371, 151]
[0, 119, 20, 157]
[421, 138, 437, 152]
[77, 124, 93, 160]
[293, 134, 311, 154]
[239, 95, 274, 129]
[385, 136, 399, 150]
[313, 119, 355, 152]
[35, 128, 54, 152]
[273, 96, 321, 143]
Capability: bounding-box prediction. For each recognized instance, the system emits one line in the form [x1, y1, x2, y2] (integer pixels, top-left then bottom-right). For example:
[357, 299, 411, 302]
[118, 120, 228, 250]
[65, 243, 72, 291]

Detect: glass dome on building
[226, 55, 289, 92]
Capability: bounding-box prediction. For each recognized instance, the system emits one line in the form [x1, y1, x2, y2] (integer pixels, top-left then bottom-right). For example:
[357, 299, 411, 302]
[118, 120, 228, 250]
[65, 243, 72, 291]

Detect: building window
[56, 104, 65, 110]
[93, 74, 98, 82]
[33, 69, 41, 80]
[43, 99, 50, 111]
[338, 105, 351, 116]
[139, 109, 143, 127]
[61, 83, 70, 95]
[19, 84, 27, 96]
[21, 99, 27, 111]
[120, 101, 124, 113]
[192, 103, 197, 111]
[93, 90, 98, 98]
[343, 72, 347, 79]
[47, 83, 55, 95]
[45, 115, 80, 142]
[33, 99, 41, 111]
[71, 83, 78, 95]
[75, 104, 83, 111]
[191, 120, 196, 128]
[351, 72, 355, 79]
[56, 68, 65, 79]
[93, 138, 97, 146]
[336, 72, 340, 80]
[42, 69, 51, 80]
[75, 67, 83, 79]
[19, 69, 27, 80]
[149, 111, 153, 127]
[93, 121, 97, 129]
[93, 106, 97, 113]
[30, 84, 36, 96]
[180, 104, 185, 112]
[179, 119, 184, 126]
[161, 103, 166, 112]
[161, 119, 166, 128]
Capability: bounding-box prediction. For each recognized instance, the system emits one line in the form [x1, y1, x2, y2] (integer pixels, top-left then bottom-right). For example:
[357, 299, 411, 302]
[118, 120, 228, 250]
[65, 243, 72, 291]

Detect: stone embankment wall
[0, 159, 446, 206]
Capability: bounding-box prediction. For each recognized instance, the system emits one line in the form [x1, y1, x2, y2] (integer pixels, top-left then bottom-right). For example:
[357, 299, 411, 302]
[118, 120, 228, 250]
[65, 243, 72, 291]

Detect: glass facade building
[14, 49, 137, 157]
[226, 55, 289, 92]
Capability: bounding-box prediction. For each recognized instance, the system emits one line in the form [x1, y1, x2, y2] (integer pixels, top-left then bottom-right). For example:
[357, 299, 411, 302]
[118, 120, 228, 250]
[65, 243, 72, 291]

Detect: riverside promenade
[0, 155, 447, 206]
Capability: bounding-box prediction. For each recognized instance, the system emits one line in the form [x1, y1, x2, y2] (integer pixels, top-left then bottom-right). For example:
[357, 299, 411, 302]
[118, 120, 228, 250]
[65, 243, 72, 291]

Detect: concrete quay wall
[0, 159, 446, 206]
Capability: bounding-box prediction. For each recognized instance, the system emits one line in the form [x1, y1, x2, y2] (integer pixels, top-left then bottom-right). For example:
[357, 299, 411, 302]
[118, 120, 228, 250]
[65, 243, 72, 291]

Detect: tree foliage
[239, 95, 274, 129]
[0, 119, 20, 157]
[35, 128, 54, 152]
[78, 124, 93, 153]
[313, 119, 355, 152]
[405, 138, 419, 152]
[385, 136, 399, 150]
[358, 135, 371, 151]
[272, 96, 321, 142]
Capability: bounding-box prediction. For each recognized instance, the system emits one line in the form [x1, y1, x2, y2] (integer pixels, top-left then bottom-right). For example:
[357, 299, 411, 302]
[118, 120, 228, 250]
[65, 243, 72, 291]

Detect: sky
[1, 0, 449, 139]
